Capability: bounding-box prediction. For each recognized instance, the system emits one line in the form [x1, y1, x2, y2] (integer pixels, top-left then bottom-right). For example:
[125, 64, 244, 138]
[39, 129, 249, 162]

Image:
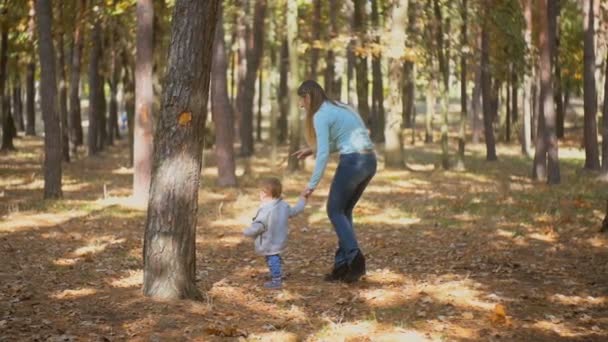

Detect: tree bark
[455, 0, 467, 170]
[384, 0, 407, 169]
[278, 36, 288, 143]
[108, 24, 120, 145]
[521, 0, 533, 156]
[97, 74, 107, 151]
[35, 0, 62, 198]
[583, 0, 600, 170]
[122, 51, 135, 166]
[57, 3, 70, 162]
[553, 0, 564, 139]
[88, 20, 102, 156]
[134, 0, 155, 202]
[602, 51, 608, 174]
[13, 80, 24, 132]
[0, 20, 14, 151]
[69, 0, 85, 149]
[286, 0, 300, 172]
[433, 0, 450, 169]
[481, 7, 497, 161]
[25, 0, 36, 136]
[143, 0, 220, 301]
[533, 0, 560, 184]
[211, 2, 237, 187]
[237, 0, 267, 157]
[353, 0, 370, 126]
[425, 79, 435, 143]
[309, 0, 321, 79]
[324, 0, 340, 100]
[471, 49, 482, 143]
[402, 2, 417, 129]
[370, 0, 384, 143]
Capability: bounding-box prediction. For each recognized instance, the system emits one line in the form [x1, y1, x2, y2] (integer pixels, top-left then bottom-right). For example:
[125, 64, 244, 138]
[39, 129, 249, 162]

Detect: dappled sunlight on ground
[2, 137, 608, 340]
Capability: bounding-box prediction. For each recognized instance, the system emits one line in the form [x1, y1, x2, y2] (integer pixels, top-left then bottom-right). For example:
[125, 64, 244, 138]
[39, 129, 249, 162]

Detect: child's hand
[301, 188, 314, 199]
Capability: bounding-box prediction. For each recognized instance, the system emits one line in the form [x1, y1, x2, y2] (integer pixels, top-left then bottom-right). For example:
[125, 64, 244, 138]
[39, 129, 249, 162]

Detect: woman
[293, 80, 377, 283]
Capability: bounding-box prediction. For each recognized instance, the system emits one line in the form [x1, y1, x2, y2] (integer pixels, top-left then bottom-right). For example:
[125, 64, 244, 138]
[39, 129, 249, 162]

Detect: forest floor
[1, 131, 607, 341]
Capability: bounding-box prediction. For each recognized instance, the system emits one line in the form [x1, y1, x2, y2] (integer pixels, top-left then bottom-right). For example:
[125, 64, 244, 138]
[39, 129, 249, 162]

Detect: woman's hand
[292, 147, 313, 160]
[301, 187, 315, 199]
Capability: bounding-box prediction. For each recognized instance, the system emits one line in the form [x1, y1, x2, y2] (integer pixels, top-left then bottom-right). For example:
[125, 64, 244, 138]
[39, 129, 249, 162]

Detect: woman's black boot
[343, 251, 366, 283]
[323, 263, 348, 282]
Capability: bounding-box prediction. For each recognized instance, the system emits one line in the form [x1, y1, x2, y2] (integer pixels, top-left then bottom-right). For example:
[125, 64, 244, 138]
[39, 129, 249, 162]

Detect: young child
[243, 177, 306, 289]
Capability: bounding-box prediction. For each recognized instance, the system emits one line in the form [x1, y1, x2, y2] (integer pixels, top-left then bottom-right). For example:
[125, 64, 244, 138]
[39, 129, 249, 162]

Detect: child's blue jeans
[266, 254, 282, 280]
[327, 152, 376, 268]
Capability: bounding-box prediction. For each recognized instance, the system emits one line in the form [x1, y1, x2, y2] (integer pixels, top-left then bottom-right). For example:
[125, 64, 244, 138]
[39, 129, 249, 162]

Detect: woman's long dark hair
[297, 80, 337, 147]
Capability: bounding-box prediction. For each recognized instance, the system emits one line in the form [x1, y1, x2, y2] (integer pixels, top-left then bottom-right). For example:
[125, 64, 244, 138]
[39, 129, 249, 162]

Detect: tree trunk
[511, 66, 518, 123]
[602, 51, 608, 174]
[57, 3, 70, 162]
[256, 68, 262, 142]
[98, 74, 107, 151]
[143, 0, 219, 301]
[370, 0, 384, 143]
[88, 20, 102, 156]
[533, 0, 560, 184]
[122, 51, 135, 166]
[521, 0, 533, 156]
[455, 0, 467, 170]
[433, 0, 450, 169]
[309, 0, 321, 79]
[481, 8, 497, 161]
[286, 0, 300, 172]
[353, 0, 370, 126]
[108, 24, 120, 145]
[69, 0, 85, 149]
[13, 80, 24, 132]
[324, 0, 340, 100]
[0, 22, 14, 151]
[471, 51, 482, 143]
[583, 0, 600, 170]
[554, 0, 564, 139]
[25, 1, 36, 136]
[278, 36, 288, 144]
[384, 0, 407, 169]
[402, 2, 417, 129]
[211, 3, 237, 187]
[237, 0, 267, 157]
[134, 0, 155, 202]
[35, 0, 62, 198]
[425, 79, 435, 143]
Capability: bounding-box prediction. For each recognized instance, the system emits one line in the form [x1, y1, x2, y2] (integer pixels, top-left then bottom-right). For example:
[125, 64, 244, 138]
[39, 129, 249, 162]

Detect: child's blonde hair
[259, 177, 282, 198]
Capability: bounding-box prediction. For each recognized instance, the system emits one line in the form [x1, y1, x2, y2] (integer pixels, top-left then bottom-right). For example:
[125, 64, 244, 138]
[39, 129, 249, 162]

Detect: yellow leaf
[178, 112, 192, 126]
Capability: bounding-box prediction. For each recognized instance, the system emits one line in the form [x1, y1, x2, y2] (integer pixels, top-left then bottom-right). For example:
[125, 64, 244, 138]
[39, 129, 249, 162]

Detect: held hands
[300, 188, 314, 199]
[292, 147, 313, 160]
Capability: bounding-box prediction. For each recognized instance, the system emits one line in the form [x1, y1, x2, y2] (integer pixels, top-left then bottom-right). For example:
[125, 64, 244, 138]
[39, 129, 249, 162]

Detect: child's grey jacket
[243, 198, 306, 256]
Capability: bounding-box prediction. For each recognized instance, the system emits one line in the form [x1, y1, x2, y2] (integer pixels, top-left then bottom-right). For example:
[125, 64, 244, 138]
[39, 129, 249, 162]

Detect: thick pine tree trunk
[143, 0, 220, 301]
[69, 0, 85, 149]
[583, 0, 600, 170]
[481, 9, 497, 161]
[433, 0, 450, 169]
[35, 0, 62, 198]
[57, 4, 70, 162]
[384, 0, 407, 169]
[98, 74, 107, 151]
[88, 20, 102, 156]
[134, 0, 155, 202]
[425, 78, 435, 143]
[211, 3, 237, 187]
[237, 0, 267, 157]
[554, 0, 564, 139]
[353, 0, 370, 126]
[286, 0, 300, 172]
[108, 25, 120, 145]
[471, 52, 482, 143]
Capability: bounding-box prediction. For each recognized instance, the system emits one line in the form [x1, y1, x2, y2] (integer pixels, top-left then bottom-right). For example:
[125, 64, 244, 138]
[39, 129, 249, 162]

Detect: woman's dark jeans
[327, 152, 377, 268]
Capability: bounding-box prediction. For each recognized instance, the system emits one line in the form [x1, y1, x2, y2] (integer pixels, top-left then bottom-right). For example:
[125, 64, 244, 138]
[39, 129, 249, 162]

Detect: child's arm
[243, 221, 266, 237]
[288, 197, 307, 217]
